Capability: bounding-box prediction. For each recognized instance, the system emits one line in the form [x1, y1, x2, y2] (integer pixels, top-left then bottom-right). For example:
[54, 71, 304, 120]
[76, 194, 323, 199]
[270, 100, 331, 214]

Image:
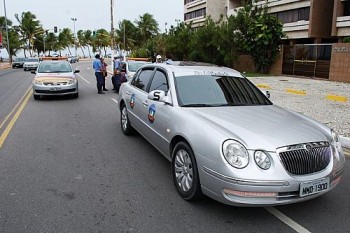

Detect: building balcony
[335, 16, 350, 37]
[283, 20, 310, 39]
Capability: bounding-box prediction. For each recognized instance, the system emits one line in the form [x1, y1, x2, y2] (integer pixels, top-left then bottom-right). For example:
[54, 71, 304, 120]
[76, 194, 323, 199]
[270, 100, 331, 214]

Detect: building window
[344, 1, 350, 16]
[272, 7, 310, 24]
[185, 8, 206, 20]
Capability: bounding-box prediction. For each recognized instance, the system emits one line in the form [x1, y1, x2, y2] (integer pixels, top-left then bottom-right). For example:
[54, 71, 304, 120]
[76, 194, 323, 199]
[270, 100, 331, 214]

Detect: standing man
[93, 54, 105, 94]
[112, 56, 122, 93]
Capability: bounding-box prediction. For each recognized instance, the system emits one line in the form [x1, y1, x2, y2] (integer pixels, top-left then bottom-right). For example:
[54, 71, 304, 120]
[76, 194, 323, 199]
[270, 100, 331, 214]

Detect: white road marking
[265, 207, 311, 233]
[111, 98, 118, 104]
[77, 73, 90, 84]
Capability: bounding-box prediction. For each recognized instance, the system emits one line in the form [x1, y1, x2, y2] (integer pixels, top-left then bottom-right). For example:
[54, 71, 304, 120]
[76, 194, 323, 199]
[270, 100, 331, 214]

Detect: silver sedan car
[32, 60, 79, 100]
[117, 63, 345, 206]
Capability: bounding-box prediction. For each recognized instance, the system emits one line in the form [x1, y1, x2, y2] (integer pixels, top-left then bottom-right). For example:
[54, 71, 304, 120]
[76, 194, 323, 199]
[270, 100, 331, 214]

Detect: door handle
[126, 91, 131, 96]
[142, 101, 148, 107]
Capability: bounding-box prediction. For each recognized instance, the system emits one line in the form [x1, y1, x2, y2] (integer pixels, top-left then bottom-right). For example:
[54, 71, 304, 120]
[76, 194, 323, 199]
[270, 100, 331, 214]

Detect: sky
[3, 0, 183, 33]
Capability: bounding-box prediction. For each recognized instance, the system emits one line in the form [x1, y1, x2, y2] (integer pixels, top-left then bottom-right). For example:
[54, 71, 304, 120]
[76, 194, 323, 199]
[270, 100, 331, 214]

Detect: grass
[242, 72, 271, 77]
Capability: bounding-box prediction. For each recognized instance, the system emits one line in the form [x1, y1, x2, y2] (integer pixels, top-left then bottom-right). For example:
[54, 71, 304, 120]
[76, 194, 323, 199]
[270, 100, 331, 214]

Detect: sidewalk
[0, 62, 11, 70]
[248, 75, 350, 149]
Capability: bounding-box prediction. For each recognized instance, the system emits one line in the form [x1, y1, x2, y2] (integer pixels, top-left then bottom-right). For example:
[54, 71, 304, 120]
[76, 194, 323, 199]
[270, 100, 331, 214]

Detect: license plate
[299, 178, 329, 197]
[50, 87, 61, 91]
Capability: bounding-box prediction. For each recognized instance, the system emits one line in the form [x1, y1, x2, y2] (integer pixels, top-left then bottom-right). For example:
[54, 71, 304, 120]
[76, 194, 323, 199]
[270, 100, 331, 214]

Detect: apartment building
[184, 0, 226, 28]
[184, 0, 350, 43]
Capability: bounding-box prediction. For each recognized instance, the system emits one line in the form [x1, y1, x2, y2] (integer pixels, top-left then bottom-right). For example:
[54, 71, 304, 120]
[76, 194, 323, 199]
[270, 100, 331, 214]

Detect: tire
[172, 141, 202, 201]
[33, 95, 40, 100]
[120, 104, 134, 135]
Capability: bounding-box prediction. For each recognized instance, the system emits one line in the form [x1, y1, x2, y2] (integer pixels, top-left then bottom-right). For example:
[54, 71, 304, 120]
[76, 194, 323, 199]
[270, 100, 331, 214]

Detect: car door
[141, 68, 171, 156]
[127, 67, 155, 134]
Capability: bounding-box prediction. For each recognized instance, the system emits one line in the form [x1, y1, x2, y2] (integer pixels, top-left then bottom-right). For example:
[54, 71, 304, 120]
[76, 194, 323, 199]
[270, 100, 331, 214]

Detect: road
[0, 62, 349, 233]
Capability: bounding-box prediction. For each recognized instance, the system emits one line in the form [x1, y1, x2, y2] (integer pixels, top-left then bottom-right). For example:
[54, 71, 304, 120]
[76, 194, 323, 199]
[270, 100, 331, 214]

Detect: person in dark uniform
[93, 54, 105, 94]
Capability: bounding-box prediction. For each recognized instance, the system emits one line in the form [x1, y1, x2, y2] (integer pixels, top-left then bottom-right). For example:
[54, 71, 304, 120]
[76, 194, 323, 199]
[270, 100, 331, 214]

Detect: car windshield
[128, 62, 148, 72]
[175, 75, 272, 107]
[27, 58, 39, 62]
[38, 62, 72, 73]
[14, 58, 26, 62]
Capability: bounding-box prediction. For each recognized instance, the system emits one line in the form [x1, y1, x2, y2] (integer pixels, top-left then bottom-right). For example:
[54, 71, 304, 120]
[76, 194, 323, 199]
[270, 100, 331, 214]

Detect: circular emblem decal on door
[148, 104, 156, 123]
[130, 94, 135, 109]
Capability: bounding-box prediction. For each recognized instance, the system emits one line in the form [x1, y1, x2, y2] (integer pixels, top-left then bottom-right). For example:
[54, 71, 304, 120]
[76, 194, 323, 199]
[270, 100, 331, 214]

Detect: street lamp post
[71, 18, 77, 57]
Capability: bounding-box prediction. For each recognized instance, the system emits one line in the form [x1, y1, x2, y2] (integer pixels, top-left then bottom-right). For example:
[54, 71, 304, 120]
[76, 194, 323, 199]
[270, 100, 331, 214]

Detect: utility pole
[110, 0, 115, 69]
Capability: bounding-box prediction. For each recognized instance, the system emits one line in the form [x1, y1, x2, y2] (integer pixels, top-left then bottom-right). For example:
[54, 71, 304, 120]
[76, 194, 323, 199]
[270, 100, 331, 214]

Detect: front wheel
[120, 104, 134, 135]
[33, 95, 40, 100]
[172, 141, 202, 201]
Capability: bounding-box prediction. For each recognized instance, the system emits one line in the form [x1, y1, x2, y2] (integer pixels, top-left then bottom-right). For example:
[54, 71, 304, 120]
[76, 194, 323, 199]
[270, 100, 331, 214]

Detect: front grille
[36, 88, 76, 94]
[43, 82, 68, 85]
[278, 142, 331, 175]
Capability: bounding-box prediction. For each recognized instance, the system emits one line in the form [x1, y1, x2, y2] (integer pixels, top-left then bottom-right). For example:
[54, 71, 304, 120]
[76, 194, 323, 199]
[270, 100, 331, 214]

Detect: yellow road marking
[285, 89, 306, 95]
[257, 84, 271, 89]
[326, 94, 348, 102]
[0, 89, 33, 148]
[0, 86, 32, 130]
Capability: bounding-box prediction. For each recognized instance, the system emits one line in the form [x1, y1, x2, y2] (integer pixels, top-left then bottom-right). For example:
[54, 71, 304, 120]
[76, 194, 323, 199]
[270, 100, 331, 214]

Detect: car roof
[143, 63, 244, 78]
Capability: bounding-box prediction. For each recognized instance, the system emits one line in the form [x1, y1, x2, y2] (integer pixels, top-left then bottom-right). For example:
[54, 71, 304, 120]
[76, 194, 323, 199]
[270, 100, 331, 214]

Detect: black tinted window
[131, 69, 154, 91]
[175, 75, 272, 107]
[149, 69, 168, 93]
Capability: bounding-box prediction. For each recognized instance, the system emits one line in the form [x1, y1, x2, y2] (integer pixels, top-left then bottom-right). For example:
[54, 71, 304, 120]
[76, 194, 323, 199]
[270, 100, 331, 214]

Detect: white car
[23, 57, 40, 71]
[117, 62, 345, 206]
[32, 60, 79, 100]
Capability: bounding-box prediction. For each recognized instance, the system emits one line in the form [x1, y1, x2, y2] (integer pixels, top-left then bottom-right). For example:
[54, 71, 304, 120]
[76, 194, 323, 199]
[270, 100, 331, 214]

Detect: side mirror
[74, 70, 80, 73]
[31, 70, 36, 74]
[148, 90, 172, 105]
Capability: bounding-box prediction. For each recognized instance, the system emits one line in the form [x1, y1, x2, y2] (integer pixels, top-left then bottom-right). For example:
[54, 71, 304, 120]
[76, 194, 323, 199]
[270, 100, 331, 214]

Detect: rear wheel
[172, 141, 202, 201]
[120, 104, 134, 135]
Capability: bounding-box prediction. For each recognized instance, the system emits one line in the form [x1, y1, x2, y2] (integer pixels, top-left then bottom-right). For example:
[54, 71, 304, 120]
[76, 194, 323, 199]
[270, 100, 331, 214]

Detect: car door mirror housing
[148, 90, 172, 104]
[74, 70, 80, 73]
[31, 70, 36, 74]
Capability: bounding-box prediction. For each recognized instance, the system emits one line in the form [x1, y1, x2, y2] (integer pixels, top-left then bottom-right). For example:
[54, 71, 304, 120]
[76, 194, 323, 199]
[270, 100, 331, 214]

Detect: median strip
[326, 94, 348, 102]
[285, 88, 306, 95]
[256, 84, 271, 89]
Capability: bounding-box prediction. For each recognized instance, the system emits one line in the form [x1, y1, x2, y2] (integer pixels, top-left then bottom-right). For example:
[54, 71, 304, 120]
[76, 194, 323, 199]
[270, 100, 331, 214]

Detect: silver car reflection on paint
[117, 63, 345, 206]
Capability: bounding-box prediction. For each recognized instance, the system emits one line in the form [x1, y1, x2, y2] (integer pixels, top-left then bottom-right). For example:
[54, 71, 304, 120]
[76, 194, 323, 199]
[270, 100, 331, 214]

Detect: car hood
[34, 73, 76, 81]
[185, 105, 330, 151]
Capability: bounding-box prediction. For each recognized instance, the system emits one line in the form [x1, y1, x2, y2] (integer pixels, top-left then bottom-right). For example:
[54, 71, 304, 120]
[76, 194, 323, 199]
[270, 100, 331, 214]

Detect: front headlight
[33, 80, 43, 85]
[331, 130, 342, 152]
[254, 151, 271, 170]
[68, 79, 77, 84]
[222, 140, 249, 169]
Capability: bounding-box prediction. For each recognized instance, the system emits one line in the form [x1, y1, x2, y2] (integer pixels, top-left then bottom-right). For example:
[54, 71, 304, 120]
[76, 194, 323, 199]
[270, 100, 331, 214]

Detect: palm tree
[15, 12, 41, 56]
[115, 20, 137, 51]
[45, 32, 58, 56]
[92, 29, 110, 56]
[135, 13, 159, 45]
[84, 30, 94, 58]
[77, 30, 86, 58]
[57, 28, 74, 56]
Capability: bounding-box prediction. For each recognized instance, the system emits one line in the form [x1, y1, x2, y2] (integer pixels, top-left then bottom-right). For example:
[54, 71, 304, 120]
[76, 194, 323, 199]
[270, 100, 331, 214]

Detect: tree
[115, 20, 137, 51]
[77, 30, 86, 58]
[57, 28, 74, 56]
[92, 29, 110, 56]
[189, 17, 224, 65]
[234, 0, 285, 73]
[165, 22, 193, 60]
[135, 13, 159, 44]
[44, 32, 58, 56]
[15, 12, 41, 56]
